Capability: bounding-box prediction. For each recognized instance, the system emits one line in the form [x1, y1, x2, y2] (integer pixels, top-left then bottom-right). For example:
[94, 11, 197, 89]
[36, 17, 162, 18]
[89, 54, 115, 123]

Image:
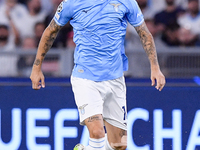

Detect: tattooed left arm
[134, 22, 158, 68]
[134, 22, 166, 91]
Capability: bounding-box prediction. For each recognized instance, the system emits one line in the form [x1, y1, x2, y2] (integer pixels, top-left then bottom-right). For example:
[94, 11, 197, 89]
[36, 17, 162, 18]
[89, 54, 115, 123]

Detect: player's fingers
[156, 77, 165, 91]
[156, 81, 161, 91]
[34, 83, 40, 90]
[32, 81, 41, 90]
[32, 82, 35, 89]
[36, 83, 42, 90]
[31, 79, 36, 89]
[32, 83, 38, 90]
[41, 76, 45, 88]
[151, 77, 155, 86]
[159, 78, 166, 91]
[156, 78, 162, 90]
[159, 85, 164, 91]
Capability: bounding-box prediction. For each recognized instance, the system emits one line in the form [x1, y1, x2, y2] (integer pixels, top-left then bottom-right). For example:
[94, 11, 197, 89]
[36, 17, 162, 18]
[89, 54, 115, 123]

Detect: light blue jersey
[54, 0, 144, 81]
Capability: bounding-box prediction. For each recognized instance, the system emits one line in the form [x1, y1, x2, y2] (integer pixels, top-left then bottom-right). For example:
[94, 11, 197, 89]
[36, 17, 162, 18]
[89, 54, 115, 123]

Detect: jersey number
[122, 106, 126, 120]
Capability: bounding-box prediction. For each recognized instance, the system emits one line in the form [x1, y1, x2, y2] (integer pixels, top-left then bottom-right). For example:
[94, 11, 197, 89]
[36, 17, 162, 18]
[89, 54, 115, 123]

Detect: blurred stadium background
[0, 0, 200, 149]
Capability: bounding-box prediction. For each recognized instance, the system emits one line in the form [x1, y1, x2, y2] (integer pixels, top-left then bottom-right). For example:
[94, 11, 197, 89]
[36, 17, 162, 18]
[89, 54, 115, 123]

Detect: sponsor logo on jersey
[57, 2, 63, 13]
[110, 3, 121, 12]
[79, 104, 88, 115]
[82, 8, 92, 13]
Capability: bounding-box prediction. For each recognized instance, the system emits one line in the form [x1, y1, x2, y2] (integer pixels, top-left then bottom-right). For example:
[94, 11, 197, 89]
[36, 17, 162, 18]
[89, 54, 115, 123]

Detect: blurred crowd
[0, 0, 75, 77]
[126, 0, 200, 49]
[0, 0, 200, 77]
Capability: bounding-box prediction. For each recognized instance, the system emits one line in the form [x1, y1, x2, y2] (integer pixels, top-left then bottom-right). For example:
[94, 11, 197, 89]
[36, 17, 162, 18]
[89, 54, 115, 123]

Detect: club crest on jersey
[79, 104, 88, 115]
[110, 3, 121, 12]
[57, 2, 63, 13]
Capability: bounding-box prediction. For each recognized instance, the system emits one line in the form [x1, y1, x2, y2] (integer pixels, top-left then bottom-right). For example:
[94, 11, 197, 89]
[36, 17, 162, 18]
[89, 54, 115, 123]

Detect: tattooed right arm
[30, 19, 62, 89]
[33, 19, 62, 67]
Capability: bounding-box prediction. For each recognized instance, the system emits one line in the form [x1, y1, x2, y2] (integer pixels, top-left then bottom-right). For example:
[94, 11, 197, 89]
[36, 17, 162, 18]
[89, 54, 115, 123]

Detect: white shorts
[71, 76, 127, 130]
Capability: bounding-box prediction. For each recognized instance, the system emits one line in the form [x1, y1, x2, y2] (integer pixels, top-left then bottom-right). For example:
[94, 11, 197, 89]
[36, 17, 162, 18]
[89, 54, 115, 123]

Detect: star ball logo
[57, 2, 63, 13]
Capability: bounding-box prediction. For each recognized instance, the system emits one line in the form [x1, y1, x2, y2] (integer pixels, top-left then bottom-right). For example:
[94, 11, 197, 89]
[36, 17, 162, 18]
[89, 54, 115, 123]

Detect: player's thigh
[104, 121, 127, 149]
[103, 76, 127, 149]
[103, 76, 127, 130]
[71, 76, 104, 125]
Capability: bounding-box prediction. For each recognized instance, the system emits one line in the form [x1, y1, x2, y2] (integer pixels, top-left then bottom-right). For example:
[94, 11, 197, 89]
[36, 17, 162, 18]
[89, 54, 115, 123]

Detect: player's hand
[151, 68, 165, 91]
[30, 67, 45, 90]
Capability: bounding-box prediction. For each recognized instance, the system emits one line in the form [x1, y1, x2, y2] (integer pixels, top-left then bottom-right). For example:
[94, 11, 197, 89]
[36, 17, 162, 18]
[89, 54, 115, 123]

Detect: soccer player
[30, 0, 166, 149]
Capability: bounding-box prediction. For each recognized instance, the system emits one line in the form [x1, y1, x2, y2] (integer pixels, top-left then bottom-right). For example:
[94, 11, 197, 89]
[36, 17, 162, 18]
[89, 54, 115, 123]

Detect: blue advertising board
[0, 78, 200, 150]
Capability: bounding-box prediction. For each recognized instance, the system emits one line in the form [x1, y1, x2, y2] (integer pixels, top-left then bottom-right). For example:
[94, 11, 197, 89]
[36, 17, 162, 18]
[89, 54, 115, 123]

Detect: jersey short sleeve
[53, 0, 73, 26]
[126, 0, 144, 27]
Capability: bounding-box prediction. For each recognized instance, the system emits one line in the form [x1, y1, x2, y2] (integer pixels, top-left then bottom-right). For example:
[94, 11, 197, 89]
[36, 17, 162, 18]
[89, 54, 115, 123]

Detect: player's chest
[72, 0, 127, 22]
